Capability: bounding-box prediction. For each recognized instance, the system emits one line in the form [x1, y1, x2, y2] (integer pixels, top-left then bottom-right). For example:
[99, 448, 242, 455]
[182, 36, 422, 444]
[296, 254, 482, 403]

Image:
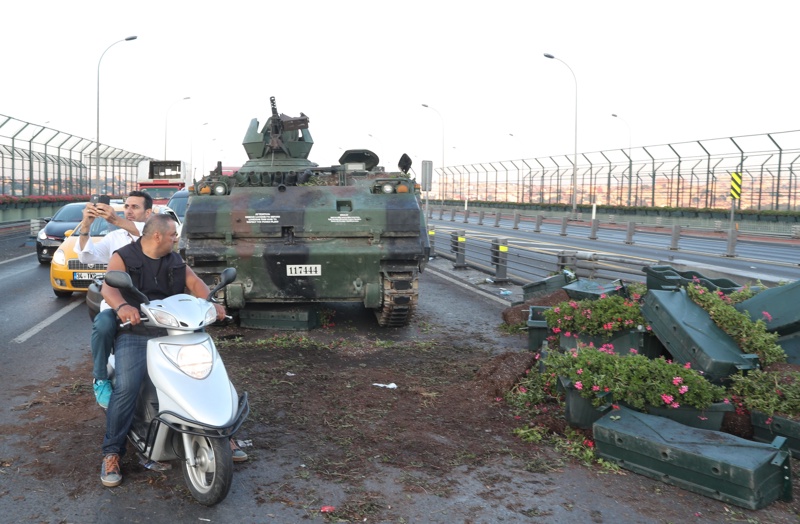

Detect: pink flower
[576, 368, 583, 375]
[684, 362, 692, 369]
[629, 348, 638, 355]
[723, 398, 730, 404]
[565, 331, 572, 338]
[762, 311, 773, 322]
[600, 293, 607, 299]
[678, 385, 689, 395]
[574, 381, 583, 390]
[518, 386, 528, 394]
[553, 307, 561, 314]
[672, 376, 683, 386]
[661, 393, 674, 405]
[670, 402, 680, 408]
[592, 385, 600, 391]
[552, 327, 561, 334]
[494, 397, 503, 402]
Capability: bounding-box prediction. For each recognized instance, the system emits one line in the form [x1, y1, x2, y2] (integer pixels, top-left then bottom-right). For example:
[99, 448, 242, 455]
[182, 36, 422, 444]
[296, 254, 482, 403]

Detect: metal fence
[0, 114, 151, 197]
[427, 130, 800, 212]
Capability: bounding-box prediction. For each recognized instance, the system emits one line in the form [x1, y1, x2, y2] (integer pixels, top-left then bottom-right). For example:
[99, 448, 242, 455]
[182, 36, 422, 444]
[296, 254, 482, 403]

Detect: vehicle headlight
[381, 183, 395, 194]
[145, 307, 180, 328]
[53, 249, 66, 266]
[160, 342, 213, 379]
[203, 303, 218, 325]
[38, 229, 47, 240]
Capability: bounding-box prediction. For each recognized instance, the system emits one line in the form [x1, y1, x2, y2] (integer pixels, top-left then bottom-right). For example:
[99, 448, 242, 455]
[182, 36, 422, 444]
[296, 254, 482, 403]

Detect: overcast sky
[2, 0, 798, 179]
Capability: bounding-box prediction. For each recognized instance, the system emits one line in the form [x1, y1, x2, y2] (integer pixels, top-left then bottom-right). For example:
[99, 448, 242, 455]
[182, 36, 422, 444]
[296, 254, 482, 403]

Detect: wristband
[115, 303, 129, 313]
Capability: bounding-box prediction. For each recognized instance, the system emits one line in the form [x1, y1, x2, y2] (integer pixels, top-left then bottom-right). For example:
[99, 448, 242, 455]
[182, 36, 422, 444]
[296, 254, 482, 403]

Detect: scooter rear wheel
[181, 435, 233, 506]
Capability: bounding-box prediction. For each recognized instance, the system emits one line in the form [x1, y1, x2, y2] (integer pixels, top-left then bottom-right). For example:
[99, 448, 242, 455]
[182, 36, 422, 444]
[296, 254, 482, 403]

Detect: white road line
[0, 252, 35, 265]
[425, 266, 511, 306]
[12, 299, 83, 343]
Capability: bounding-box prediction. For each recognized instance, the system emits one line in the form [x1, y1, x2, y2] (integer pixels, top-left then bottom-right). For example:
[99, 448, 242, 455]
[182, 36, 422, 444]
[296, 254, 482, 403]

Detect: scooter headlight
[145, 307, 181, 328]
[203, 303, 217, 325]
[160, 341, 213, 379]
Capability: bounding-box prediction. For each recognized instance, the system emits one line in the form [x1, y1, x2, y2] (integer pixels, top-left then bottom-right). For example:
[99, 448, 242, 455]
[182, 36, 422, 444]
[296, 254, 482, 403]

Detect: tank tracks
[375, 271, 419, 327]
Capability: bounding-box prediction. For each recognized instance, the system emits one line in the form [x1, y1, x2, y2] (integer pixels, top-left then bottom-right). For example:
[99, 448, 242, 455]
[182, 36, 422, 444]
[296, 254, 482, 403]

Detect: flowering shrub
[686, 280, 785, 366]
[545, 345, 728, 410]
[0, 194, 91, 205]
[728, 369, 800, 418]
[542, 285, 648, 339]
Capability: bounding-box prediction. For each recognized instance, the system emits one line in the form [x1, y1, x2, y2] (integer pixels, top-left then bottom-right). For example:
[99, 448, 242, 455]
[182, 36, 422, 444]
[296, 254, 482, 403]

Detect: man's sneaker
[101, 453, 122, 487]
[230, 438, 248, 463]
[93, 379, 112, 409]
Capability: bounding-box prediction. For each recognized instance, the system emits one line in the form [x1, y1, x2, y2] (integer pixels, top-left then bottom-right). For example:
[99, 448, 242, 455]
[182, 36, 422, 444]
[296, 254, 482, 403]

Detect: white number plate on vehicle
[74, 272, 104, 280]
[287, 264, 321, 276]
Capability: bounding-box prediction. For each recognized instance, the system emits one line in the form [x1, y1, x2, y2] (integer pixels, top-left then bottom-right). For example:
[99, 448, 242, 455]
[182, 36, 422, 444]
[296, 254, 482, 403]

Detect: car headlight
[159, 341, 214, 379]
[38, 229, 47, 240]
[381, 183, 395, 194]
[53, 249, 66, 266]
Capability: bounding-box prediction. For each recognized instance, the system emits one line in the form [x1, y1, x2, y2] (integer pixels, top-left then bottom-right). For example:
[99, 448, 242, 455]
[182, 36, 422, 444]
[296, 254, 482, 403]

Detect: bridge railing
[0, 114, 151, 197]
[425, 130, 800, 212]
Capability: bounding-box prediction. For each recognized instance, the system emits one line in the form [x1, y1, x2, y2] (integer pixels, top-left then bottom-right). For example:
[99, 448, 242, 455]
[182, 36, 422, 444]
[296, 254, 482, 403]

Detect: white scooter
[104, 267, 248, 506]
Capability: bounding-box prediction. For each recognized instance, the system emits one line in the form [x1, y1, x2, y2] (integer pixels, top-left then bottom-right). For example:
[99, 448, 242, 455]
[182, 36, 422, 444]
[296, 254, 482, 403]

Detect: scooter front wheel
[181, 435, 233, 506]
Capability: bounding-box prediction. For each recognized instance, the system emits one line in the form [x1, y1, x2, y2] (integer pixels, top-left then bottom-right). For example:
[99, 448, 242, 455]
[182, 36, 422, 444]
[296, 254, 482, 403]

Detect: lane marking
[425, 266, 511, 306]
[0, 252, 35, 265]
[12, 299, 83, 343]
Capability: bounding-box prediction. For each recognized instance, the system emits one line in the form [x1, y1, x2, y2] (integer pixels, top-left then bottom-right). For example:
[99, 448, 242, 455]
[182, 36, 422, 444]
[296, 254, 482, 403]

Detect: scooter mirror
[220, 267, 237, 285]
[104, 270, 134, 290]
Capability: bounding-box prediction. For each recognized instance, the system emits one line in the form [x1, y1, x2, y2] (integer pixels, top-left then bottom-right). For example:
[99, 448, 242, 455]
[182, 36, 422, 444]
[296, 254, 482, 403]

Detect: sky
[2, 0, 799, 180]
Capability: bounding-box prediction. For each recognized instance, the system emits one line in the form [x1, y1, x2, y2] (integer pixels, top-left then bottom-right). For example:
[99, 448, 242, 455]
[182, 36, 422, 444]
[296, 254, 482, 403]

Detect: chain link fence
[426, 130, 800, 212]
[0, 114, 151, 197]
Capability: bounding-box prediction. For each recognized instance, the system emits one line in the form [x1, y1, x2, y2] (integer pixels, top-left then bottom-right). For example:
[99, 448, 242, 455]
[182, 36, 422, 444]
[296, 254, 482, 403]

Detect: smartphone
[91, 195, 111, 205]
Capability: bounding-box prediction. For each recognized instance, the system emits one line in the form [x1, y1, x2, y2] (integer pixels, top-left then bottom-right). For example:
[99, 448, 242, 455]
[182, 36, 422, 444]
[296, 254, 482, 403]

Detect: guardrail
[431, 227, 646, 286]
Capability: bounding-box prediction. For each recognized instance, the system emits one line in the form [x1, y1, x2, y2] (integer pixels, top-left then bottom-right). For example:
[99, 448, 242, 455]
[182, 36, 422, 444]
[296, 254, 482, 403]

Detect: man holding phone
[78, 191, 152, 409]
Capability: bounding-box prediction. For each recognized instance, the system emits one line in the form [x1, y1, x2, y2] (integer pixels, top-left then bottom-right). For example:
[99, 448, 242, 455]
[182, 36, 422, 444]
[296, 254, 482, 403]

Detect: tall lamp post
[543, 53, 578, 217]
[96, 35, 137, 193]
[611, 113, 633, 206]
[421, 104, 445, 200]
[164, 97, 191, 159]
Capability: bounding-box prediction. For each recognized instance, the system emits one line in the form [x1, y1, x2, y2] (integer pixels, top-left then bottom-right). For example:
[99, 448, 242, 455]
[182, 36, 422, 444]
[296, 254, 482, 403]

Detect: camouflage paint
[182, 97, 428, 326]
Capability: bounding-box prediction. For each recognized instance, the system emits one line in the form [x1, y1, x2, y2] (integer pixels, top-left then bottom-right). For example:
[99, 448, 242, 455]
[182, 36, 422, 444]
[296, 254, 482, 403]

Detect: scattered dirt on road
[5, 289, 800, 522]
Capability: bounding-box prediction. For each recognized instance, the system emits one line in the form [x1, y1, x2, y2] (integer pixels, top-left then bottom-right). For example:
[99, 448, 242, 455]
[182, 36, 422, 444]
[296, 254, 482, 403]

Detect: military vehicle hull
[183, 97, 427, 327]
[184, 183, 428, 327]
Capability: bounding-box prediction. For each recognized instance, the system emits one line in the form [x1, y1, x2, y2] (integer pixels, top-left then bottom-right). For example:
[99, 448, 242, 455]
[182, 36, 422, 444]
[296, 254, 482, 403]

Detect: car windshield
[168, 195, 188, 219]
[87, 212, 125, 236]
[52, 204, 86, 222]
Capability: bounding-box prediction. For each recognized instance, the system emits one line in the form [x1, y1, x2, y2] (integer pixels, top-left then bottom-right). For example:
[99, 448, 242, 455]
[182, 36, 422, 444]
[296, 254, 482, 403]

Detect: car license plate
[74, 272, 104, 280]
[287, 264, 321, 276]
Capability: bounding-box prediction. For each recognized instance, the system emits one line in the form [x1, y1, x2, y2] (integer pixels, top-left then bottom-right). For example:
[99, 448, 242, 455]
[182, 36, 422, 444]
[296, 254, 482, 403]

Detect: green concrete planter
[643, 401, 734, 431]
[751, 411, 800, 459]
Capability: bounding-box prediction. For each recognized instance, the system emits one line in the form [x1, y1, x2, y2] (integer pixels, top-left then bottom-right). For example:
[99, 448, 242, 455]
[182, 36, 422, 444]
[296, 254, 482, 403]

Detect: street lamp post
[543, 53, 578, 217]
[611, 114, 633, 206]
[421, 104, 445, 200]
[96, 35, 137, 193]
[164, 97, 191, 159]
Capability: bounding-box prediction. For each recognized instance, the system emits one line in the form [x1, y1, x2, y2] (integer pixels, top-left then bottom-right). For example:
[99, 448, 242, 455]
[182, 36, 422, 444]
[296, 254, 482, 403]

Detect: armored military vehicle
[183, 97, 429, 327]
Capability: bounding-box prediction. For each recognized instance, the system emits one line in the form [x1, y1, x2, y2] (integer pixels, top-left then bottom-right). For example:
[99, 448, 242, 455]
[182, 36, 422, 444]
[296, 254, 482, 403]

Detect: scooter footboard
[155, 392, 249, 439]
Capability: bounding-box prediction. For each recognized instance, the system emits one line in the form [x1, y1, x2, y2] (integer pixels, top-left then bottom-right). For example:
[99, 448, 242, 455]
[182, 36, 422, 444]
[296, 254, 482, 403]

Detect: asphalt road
[1, 234, 799, 523]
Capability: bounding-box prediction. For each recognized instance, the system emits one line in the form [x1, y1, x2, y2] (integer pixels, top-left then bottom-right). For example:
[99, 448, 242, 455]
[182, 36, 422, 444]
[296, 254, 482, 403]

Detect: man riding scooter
[98, 214, 242, 487]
